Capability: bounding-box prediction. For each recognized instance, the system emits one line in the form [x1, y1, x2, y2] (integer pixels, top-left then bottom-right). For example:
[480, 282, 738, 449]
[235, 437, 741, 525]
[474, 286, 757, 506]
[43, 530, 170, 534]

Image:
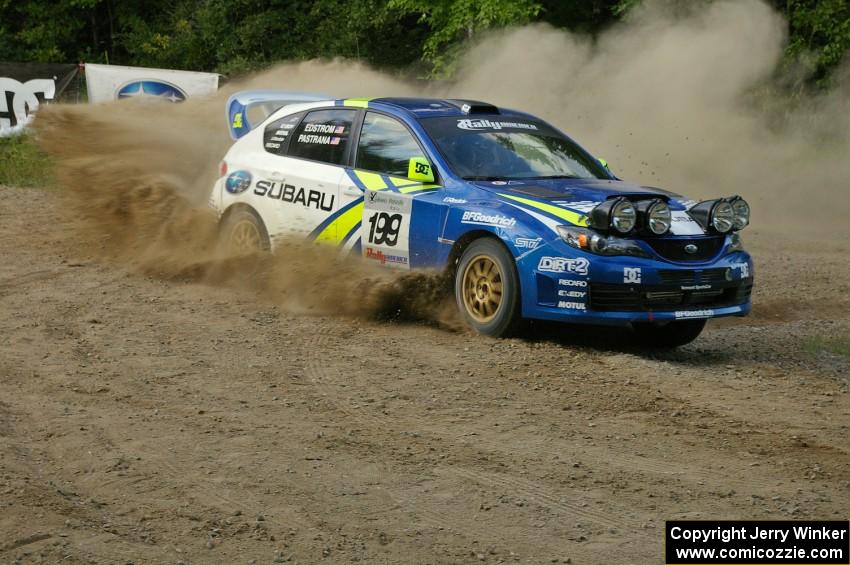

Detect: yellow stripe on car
[313, 201, 364, 243]
[398, 183, 440, 194]
[367, 174, 440, 194]
[354, 170, 388, 190]
[498, 193, 589, 226]
[387, 176, 409, 188]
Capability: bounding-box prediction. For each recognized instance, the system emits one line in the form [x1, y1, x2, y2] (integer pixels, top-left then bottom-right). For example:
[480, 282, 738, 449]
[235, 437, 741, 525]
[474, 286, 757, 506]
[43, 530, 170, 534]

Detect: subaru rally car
[210, 92, 753, 346]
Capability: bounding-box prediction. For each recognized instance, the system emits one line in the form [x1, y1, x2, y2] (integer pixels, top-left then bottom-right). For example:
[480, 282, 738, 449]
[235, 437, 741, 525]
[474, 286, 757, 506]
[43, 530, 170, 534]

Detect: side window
[263, 112, 305, 155]
[357, 112, 425, 178]
[286, 109, 357, 165]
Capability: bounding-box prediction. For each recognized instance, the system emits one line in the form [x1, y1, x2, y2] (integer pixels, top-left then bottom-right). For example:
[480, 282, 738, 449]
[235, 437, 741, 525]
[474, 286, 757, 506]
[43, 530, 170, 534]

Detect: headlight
[557, 226, 650, 257]
[636, 198, 671, 235]
[712, 201, 735, 233]
[590, 197, 636, 234]
[730, 196, 750, 230]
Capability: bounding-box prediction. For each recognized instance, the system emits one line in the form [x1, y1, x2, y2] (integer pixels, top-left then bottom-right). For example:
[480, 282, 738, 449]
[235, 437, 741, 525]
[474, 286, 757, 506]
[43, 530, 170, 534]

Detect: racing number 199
[367, 212, 402, 246]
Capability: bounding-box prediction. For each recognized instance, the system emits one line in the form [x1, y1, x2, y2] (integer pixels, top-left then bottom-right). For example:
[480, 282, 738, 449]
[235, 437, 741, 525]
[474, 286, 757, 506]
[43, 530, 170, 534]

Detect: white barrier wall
[85, 63, 219, 104]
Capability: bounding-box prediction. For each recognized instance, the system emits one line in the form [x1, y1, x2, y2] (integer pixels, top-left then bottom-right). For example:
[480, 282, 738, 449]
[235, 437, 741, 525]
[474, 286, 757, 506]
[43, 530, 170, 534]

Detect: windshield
[420, 116, 608, 181]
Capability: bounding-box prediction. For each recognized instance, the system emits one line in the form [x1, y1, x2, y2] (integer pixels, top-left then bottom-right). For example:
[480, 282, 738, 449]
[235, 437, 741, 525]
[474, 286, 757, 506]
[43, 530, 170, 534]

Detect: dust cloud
[451, 0, 850, 237]
[34, 0, 848, 323]
[35, 102, 454, 326]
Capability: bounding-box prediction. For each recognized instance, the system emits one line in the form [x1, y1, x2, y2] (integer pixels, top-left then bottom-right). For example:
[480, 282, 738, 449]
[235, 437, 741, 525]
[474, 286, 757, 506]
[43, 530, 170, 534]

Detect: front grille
[589, 281, 752, 312]
[645, 236, 724, 262]
[658, 268, 731, 285]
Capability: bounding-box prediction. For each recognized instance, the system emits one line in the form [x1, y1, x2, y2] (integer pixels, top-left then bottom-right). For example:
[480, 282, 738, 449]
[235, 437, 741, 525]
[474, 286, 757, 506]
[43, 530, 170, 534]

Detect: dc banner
[84, 63, 219, 104]
[0, 62, 78, 136]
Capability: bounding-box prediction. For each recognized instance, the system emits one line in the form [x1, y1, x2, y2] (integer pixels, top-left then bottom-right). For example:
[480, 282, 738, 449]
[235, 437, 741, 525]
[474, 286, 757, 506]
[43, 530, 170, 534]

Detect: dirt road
[1, 185, 848, 564]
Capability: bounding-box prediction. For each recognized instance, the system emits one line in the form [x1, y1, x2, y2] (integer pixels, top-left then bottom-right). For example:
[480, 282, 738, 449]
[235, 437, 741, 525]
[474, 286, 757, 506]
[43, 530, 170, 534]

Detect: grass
[802, 335, 850, 358]
[0, 133, 54, 188]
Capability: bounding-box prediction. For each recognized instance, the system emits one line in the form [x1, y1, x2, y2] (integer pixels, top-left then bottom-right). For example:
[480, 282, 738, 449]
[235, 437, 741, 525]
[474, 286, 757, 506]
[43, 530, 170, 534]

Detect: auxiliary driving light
[729, 196, 750, 230]
[636, 199, 671, 235]
[687, 198, 740, 234]
[590, 197, 637, 234]
[711, 201, 735, 233]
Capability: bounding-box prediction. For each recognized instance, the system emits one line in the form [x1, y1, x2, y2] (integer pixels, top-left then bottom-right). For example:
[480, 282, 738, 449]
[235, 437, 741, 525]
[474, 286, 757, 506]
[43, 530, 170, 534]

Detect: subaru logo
[225, 170, 252, 194]
[116, 80, 187, 103]
[684, 243, 699, 254]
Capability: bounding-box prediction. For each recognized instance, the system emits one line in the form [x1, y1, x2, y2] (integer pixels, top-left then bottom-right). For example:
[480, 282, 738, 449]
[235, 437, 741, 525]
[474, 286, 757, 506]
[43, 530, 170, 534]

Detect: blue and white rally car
[211, 92, 753, 346]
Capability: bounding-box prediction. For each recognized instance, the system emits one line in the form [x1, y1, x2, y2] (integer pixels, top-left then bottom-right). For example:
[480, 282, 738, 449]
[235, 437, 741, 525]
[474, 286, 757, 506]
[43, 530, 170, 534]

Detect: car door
[351, 111, 445, 269]
[253, 107, 357, 241]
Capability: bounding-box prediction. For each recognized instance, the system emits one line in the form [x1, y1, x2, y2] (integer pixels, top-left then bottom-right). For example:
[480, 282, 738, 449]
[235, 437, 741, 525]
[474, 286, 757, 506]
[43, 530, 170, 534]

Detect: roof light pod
[590, 197, 637, 234]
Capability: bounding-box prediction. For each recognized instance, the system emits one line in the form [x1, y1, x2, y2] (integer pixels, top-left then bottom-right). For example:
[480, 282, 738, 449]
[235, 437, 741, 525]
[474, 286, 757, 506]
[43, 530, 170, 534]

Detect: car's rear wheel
[631, 319, 707, 348]
[221, 208, 270, 254]
[455, 238, 520, 336]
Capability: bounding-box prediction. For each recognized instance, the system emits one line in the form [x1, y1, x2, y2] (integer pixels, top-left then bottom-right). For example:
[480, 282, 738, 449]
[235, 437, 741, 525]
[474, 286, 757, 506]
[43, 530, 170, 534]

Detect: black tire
[220, 207, 270, 254]
[631, 319, 707, 348]
[454, 238, 521, 337]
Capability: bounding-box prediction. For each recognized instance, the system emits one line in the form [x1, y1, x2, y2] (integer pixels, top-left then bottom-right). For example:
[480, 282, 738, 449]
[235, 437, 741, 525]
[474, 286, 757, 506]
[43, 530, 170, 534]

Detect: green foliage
[784, 0, 850, 83]
[107, 0, 429, 76]
[615, 0, 850, 83]
[0, 0, 846, 83]
[387, 0, 541, 76]
[0, 134, 54, 188]
[612, 0, 641, 17]
[538, 0, 621, 32]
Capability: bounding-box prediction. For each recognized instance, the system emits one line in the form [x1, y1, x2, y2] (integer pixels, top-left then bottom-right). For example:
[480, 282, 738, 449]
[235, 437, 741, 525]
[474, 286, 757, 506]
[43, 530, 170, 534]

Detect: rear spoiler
[226, 90, 330, 140]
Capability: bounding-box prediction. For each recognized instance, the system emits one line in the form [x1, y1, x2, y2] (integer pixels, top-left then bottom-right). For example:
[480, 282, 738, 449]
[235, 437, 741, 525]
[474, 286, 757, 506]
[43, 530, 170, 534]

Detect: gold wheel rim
[462, 254, 503, 323]
[229, 219, 262, 253]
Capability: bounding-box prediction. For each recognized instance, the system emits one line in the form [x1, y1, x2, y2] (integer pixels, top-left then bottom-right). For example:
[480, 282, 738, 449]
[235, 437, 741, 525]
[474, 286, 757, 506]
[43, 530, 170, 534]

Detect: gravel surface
[0, 186, 848, 564]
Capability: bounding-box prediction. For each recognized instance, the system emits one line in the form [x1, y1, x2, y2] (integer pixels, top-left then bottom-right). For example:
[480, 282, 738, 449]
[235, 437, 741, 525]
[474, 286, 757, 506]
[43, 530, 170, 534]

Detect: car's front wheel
[631, 319, 707, 348]
[220, 207, 270, 254]
[455, 238, 521, 337]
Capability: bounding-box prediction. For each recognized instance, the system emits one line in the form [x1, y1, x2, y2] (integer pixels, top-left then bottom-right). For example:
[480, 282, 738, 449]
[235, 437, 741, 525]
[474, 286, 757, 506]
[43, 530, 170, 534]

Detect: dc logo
[414, 162, 430, 175]
[0, 77, 56, 132]
[624, 267, 642, 284]
[225, 170, 252, 194]
[116, 80, 186, 103]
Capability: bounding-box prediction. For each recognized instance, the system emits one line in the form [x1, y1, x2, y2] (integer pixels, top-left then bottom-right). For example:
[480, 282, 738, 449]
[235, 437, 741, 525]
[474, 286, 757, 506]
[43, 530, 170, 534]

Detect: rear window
[263, 112, 304, 155]
[286, 108, 357, 166]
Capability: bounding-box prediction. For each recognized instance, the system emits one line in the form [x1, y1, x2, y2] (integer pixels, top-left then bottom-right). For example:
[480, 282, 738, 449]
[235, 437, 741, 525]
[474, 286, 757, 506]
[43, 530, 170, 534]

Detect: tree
[387, 0, 541, 76]
[784, 0, 850, 83]
[0, 0, 847, 85]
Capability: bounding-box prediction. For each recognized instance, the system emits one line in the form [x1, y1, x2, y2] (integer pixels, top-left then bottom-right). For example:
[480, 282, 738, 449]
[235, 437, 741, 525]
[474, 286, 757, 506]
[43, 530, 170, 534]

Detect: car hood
[468, 178, 709, 236]
[470, 178, 692, 211]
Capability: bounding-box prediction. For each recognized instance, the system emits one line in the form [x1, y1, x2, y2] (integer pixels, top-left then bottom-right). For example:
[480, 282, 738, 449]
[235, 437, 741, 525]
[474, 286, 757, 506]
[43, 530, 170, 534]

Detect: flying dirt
[34, 0, 850, 319]
[2, 0, 848, 563]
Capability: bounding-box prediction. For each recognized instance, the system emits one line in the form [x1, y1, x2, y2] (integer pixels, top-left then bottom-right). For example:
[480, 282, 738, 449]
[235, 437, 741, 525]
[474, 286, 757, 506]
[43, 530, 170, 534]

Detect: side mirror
[408, 157, 435, 183]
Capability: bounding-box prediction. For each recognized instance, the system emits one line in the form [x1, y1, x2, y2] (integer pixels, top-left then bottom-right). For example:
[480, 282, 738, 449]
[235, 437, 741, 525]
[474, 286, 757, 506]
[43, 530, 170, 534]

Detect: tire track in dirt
[303, 326, 473, 534]
[95, 412, 318, 535]
[0, 394, 172, 564]
[12, 379, 320, 549]
[302, 322, 653, 539]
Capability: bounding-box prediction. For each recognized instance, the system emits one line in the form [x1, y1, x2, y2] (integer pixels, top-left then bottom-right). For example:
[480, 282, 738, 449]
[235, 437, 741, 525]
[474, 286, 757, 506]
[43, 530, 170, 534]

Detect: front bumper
[517, 243, 753, 326]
